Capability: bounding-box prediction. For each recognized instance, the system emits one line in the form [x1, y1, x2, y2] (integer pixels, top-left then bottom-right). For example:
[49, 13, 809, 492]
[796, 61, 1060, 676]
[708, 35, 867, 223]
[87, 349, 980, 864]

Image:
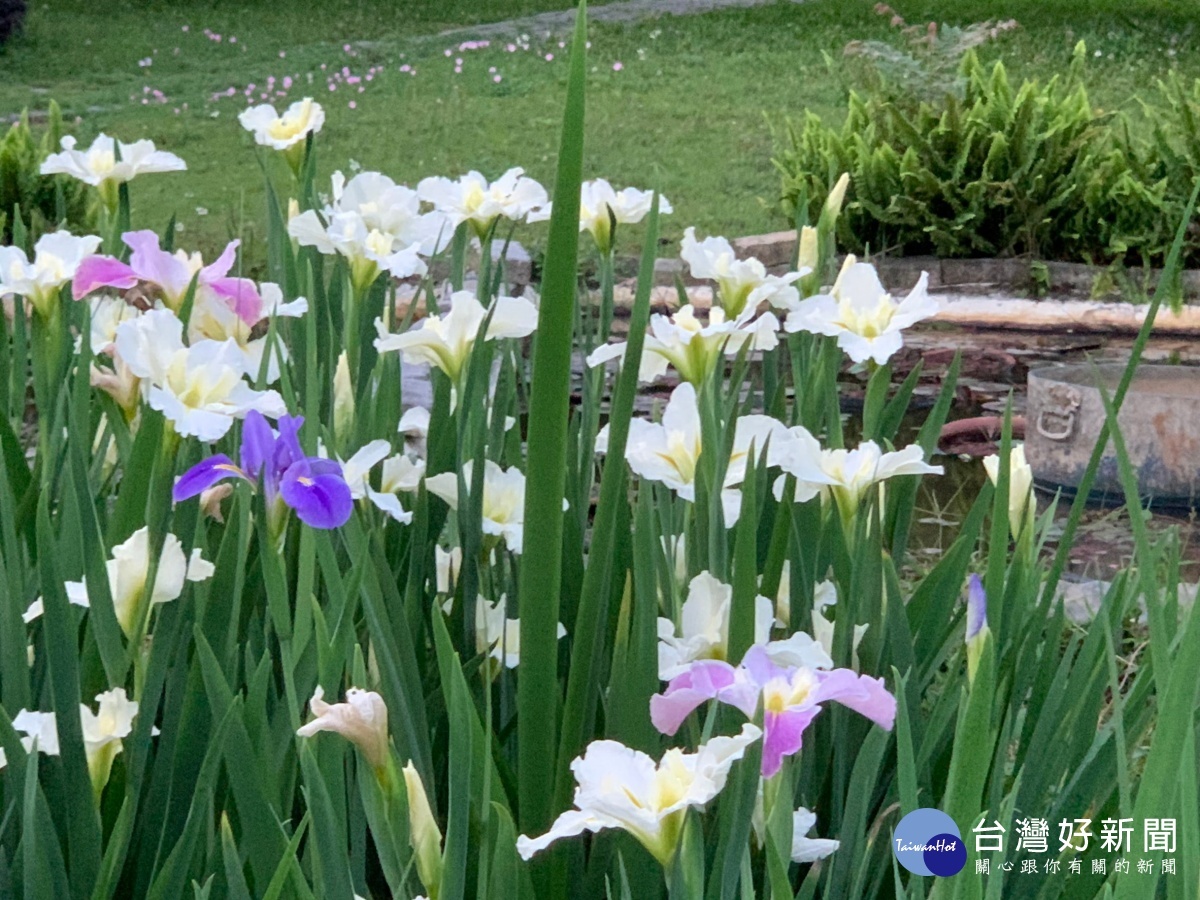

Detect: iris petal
[273, 415, 307, 472]
[240, 410, 276, 478]
[280, 458, 353, 529]
[173, 454, 244, 502]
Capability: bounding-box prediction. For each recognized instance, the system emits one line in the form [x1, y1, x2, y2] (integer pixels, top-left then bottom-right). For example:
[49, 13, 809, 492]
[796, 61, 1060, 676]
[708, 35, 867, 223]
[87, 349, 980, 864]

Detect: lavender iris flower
[965, 574, 989, 643]
[964, 574, 992, 682]
[174, 410, 352, 530]
[650, 644, 896, 779]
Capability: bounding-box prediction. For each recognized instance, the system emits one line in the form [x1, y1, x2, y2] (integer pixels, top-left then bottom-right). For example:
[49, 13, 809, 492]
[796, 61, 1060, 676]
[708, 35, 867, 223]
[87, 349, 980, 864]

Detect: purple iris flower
[965, 574, 989, 643]
[174, 410, 352, 529]
[650, 644, 896, 778]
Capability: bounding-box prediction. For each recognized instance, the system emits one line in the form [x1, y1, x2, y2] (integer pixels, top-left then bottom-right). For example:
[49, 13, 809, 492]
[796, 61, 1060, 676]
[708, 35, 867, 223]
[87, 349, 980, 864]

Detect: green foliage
[4, 1, 1200, 256]
[843, 4, 1020, 104]
[0, 0, 25, 46]
[2, 6, 1200, 900]
[0, 101, 89, 244]
[775, 44, 1200, 268]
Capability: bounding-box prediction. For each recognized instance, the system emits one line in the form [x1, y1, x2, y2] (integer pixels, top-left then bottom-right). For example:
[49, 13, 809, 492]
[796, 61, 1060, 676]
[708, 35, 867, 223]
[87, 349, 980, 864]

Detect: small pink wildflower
[348, 100, 356, 109]
[613, 61, 624, 71]
[545, 53, 554, 61]
[493, 74, 502, 83]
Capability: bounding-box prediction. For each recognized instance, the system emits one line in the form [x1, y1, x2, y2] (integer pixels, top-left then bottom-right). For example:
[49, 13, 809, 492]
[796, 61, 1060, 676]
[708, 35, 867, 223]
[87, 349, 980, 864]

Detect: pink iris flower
[73, 230, 263, 325]
[650, 644, 895, 778]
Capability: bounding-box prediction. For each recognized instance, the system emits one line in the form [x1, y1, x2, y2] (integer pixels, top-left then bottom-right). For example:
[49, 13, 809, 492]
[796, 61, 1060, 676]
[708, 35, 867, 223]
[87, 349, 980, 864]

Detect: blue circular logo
[893, 809, 966, 877]
[924, 832, 967, 876]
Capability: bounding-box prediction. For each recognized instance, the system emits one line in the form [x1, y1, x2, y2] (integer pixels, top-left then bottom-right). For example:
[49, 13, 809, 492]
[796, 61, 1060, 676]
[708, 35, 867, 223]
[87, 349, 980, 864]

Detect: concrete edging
[642, 229, 1200, 301]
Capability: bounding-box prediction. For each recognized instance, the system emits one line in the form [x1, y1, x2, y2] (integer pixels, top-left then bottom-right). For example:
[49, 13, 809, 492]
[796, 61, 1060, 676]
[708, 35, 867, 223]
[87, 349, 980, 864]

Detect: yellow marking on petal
[297, 476, 315, 487]
[622, 786, 646, 809]
[763, 686, 789, 715]
[764, 670, 818, 714]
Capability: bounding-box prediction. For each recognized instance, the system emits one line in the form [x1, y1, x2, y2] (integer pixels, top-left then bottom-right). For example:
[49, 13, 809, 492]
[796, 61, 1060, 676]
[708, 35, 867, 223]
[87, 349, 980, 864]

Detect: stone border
[403, 229, 1200, 335]
[930, 294, 1200, 335]
[597, 284, 1200, 335]
[644, 229, 1200, 301]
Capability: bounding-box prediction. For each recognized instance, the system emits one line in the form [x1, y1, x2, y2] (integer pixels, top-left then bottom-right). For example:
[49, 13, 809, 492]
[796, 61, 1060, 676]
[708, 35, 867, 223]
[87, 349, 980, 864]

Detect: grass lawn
[1, 0, 1199, 264]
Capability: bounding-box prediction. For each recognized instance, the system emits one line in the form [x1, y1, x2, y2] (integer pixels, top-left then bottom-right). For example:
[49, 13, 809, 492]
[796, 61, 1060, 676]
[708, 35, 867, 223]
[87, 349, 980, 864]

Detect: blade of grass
[727, 447, 761, 663]
[517, 0, 588, 843]
[606, 488, 663, 754]
[219, 814, 254, 900]
[36, 496, 101, 897]
[193, 628, 288, 886]
[299, 745, 357, 900]
[21, 748, 71, 900]
[145, 701, 236, 900]
[261, 813, 314, 900]
[1042, 180, 1200, 605]
[555, 196, 660, 809]
[432, 609, 474, 900]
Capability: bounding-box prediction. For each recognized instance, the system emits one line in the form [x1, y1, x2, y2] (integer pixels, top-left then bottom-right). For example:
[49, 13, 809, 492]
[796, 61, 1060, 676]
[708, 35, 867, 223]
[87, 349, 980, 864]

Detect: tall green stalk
[517, 0, 587, 849]
[554, 198, 661, 813]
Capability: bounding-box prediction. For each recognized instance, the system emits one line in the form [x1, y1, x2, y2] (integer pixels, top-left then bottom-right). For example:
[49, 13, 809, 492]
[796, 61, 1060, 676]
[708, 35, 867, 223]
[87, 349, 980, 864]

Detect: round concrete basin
[1026, 364, 1200, 509]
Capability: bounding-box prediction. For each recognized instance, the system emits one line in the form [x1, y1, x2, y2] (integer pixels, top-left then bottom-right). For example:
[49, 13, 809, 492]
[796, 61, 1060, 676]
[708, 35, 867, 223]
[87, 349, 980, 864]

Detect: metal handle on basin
[1035, 409, 1076, 441]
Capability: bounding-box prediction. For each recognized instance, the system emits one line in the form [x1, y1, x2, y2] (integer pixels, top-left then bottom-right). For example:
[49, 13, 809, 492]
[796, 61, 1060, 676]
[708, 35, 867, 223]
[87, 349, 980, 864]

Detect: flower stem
[344, 270, 366, 402]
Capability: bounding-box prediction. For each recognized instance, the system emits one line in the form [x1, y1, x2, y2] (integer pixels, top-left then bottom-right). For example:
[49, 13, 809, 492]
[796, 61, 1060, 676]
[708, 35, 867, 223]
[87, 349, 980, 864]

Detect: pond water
[902, 326, 1200, 585]
[583, 320, 1200, 586]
